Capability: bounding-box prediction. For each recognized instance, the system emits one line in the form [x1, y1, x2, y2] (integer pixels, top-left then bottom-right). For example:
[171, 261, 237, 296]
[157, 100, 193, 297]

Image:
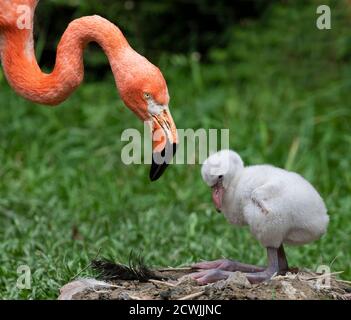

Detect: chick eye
[143, 92, 151, 99]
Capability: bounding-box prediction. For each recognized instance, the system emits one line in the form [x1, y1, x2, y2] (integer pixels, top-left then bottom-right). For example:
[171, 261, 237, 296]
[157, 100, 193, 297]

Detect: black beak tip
[149, 143, 177, 181]
[149, 162, 169, 181]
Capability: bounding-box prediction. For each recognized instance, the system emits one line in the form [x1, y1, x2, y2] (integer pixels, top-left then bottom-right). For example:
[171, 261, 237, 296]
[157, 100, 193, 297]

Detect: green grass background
[1, 2, 351, 299]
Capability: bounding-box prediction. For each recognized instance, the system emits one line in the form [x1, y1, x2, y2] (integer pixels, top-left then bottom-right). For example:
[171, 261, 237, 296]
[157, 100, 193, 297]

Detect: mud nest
[59, 257, 351, 300]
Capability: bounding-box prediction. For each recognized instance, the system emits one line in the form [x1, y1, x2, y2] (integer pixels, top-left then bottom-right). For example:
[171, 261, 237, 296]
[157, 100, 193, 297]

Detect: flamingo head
[201, 150, 244, 212]
[117, 51, 178, 181]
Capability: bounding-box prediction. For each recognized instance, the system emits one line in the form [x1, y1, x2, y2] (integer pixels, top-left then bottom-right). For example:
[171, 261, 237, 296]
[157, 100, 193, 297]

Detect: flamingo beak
[212, 180, 224, 212]
[149, 108, 178, 181]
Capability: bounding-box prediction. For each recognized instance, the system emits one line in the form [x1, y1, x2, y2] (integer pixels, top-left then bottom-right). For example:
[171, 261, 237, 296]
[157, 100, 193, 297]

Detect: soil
[59, 268, 351, 300]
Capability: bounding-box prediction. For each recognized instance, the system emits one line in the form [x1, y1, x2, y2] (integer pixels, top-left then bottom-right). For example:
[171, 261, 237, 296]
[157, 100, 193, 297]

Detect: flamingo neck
[0, 15, 136, 105]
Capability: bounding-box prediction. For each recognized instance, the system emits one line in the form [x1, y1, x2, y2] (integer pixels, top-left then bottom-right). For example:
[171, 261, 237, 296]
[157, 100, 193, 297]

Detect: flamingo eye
[143, 92, 151, 99]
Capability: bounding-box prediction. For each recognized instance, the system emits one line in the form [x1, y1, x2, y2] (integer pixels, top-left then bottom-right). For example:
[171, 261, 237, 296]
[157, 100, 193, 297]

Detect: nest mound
[59, 268, 351, 300]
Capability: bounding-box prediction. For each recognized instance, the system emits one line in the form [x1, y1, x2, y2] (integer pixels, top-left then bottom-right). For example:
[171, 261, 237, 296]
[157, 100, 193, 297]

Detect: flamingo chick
[191, 150, 329, 284]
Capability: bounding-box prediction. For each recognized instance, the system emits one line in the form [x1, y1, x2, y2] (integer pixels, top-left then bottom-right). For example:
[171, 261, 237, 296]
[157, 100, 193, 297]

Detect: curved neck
[0, 15, 135, 105]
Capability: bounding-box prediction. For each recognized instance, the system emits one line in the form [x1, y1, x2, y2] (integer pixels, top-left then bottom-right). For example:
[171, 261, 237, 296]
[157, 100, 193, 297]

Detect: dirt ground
[59, 268, 351, 300]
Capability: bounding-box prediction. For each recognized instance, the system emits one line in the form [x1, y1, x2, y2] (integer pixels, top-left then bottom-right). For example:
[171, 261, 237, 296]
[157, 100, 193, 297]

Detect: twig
[178, 291, 205, 300]
[158, 267, 193, 272]
[336, 279, 351, 285]
[329, 255, 339, 268]
[70, 248, 102, 281]
[302, 271, 343, 281]
[149, 279, 176, 287]
[128, 295, 143, 300]
[101, 284, 124, 289]
[92, 289, 110, 294]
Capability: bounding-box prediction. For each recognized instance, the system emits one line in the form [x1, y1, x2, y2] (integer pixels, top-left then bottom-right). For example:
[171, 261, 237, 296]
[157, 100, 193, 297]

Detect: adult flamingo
[0, 0, 178, 180]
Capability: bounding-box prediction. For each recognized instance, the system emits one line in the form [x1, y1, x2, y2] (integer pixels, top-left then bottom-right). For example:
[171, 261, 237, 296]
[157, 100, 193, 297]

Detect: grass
[1, 1, 351, 299]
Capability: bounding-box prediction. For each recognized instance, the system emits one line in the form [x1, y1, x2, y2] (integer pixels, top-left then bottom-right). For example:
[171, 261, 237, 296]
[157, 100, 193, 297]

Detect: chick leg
[191, 259, 265, 273]
[190, 246, 287, 285]
[190, 260, 265, 285]
[278, 244, 288, 272]
[245, 246, 287, 284]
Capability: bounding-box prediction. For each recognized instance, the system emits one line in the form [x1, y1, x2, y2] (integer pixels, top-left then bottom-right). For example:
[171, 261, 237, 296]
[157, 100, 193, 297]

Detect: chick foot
[190, 269, 233, 285]
[190, 268, 278, 285]
[191, 246, 288, 285]
[191, 259, 265, 273]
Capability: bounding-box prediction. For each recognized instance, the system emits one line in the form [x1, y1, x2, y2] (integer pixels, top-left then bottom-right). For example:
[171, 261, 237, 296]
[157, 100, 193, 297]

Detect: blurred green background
[1, 0, 351, 299]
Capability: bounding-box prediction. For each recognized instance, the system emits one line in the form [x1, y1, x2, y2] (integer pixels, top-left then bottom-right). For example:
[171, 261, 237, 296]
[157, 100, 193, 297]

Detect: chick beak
[212, 181, 224, 212]
[149, 108, 178, 181]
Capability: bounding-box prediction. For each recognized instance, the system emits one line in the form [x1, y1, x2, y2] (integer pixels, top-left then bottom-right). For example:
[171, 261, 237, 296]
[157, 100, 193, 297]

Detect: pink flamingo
[0, 0, 178, 180]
